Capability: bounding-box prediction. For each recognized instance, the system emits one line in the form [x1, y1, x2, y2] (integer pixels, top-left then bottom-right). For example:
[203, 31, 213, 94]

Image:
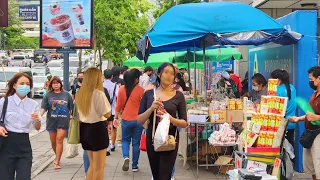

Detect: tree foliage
[94, 0, 153, 65]
[154, 0, 201, 19]
[0, 0, 39, 50]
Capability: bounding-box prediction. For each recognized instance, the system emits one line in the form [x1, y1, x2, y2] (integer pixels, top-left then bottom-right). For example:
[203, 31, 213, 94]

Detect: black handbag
[300, 129, 320, 149]
[0, 97, 9, 151]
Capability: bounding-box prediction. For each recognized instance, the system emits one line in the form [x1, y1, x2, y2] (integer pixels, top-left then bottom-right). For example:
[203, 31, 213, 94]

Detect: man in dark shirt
[289, 66, 320, 180]
[71, 72, 84, 100]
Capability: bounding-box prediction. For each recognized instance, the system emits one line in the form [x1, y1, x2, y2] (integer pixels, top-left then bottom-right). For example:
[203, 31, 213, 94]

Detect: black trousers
[0, 131, 32, 180]
[146, 131, 178, 180]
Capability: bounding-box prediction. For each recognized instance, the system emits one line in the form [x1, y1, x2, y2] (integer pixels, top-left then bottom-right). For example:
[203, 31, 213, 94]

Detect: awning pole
[187, 49, 191, 93]
[203, 44, 207, 106]
[193, 43, 196, 101]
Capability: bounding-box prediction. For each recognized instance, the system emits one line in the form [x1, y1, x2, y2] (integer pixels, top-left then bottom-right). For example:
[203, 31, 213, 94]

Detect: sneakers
[171, 177, 175, 180]
[106, 151, 111, 156]
[132, 167, 139, 172]
[110, 144, 116, 151]
[122, 158, 130, 171]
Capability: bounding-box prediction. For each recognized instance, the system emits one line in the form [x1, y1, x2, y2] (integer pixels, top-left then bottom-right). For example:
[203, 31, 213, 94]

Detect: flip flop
[54, 164, 61, 170]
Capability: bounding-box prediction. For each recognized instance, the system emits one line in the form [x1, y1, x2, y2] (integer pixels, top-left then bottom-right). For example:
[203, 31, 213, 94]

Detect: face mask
[16, 85, 30, 97]
[78, 78, 83, 83]
[309, 81, 317, 90]
[252, 85, 259, 91]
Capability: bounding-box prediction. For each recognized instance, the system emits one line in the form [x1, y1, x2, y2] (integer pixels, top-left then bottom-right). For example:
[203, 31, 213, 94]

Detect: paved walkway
[30, 131, 312, 180]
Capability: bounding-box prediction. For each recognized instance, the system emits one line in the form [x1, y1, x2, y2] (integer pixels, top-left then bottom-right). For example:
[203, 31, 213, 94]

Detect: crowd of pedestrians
[3, 63, 320, 180]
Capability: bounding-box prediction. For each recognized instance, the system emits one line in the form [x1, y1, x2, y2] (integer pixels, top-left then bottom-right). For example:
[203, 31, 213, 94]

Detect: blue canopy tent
[136, 2, 302, 101]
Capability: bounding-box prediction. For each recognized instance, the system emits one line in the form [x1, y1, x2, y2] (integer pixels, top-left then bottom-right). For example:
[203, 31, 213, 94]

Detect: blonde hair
[76, 68, 104, 116]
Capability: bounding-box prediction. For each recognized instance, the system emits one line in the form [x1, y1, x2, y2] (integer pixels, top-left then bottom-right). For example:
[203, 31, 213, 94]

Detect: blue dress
[276, 84, 297, 130]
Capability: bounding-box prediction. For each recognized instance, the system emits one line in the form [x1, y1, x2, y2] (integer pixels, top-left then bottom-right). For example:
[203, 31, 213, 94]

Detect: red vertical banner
[0, 0, 8, 27]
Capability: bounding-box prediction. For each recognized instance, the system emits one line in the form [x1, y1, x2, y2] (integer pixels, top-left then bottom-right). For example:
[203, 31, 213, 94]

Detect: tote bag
[68, 104, 81, 144]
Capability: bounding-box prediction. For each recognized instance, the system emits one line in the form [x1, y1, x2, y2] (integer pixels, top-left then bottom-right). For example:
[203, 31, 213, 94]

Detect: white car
[9, 55, 32, 67]
[0, 67, 33, 97]
[47, 60, 63, 72]
[33, 76, 47, 97]
[51, 69, 74, 88]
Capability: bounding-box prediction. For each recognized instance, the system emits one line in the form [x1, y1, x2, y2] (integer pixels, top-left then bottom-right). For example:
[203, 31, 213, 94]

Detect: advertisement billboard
[0, 0, 8, 27]
[19, 5, 38, 21]
[40, 0, 93, 49]
[248, 44, 295, 87]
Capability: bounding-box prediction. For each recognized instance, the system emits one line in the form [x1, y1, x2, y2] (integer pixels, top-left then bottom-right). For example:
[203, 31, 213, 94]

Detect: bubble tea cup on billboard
[50, 14, 76, 46]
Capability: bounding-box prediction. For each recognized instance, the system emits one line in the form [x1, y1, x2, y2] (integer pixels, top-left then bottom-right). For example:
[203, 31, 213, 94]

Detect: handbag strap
[0, 97, 8, 124]
[110, 83, 117, 104]
[151, 89, 178, 141]
[72, 103, 79, 121]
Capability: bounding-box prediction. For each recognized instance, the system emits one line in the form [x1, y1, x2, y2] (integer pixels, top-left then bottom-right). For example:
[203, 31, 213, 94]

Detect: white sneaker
[171, 177, 174, 180]
[122, 158, 130, 171]
[151, 177, 154, 180]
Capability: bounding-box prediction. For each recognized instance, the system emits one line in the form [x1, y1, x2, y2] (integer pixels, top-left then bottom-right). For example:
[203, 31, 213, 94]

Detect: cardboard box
[227, 110, 244, 123]
[209, 110, 227, 123]
[214, 156, 234, 174]
[200, 142, 222, 155]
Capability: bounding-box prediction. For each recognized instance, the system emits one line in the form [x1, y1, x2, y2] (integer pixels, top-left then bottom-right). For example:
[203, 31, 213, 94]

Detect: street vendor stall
[135, 1, 302, 179]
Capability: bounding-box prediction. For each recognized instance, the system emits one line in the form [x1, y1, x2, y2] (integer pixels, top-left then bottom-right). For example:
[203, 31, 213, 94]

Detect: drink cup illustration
[50, 15, 76, 46]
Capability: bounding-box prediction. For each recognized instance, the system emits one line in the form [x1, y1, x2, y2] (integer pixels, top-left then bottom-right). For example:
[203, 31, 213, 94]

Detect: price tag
[211, 114, 219, 120]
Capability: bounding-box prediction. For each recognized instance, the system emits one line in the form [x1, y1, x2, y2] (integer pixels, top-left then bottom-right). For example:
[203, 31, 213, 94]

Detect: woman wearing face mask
[0, 73, 41, 180]
[40, 76, 73, 169]
[138, 63, 188, 180]
[289, 66, 320, 180]
[270, 69, 297, 147]
[114, 69, 144, 172]
[245, 73, 267, 104]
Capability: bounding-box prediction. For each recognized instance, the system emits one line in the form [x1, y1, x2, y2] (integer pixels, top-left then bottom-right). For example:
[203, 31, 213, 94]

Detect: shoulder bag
[110, 83, 117, 104]
[0, 97, 9, 151]
[152, 89, 177, 152]
[300, 128, 320, 149]
[68, 103, 81, 144]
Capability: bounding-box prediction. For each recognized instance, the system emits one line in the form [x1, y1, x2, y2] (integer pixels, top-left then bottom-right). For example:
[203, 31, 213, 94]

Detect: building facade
[17, 0, 40, 37]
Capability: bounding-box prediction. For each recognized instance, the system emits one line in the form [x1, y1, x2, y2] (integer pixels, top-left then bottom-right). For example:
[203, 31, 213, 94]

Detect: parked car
[33, 76, 47, 97]
[0, 52, 10, 66]
[9, 55, 32, 67]
[51, 69, 74, 88]
[25, 49, 35, 60]
[0, 67, 33, 97]
[32, 67, 50, 76]
[47, 60, 62, 72]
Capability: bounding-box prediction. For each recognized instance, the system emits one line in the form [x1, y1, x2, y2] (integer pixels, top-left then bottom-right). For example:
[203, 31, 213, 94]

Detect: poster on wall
[40, 0, 93, 49]
[19, 5, 38, 21]
[0, 0, 8, 27]
[212, 61, 233, 85]
[248, 44, 295, 87]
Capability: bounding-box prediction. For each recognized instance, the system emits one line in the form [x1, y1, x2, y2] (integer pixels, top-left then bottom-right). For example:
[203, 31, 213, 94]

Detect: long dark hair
[156, 62, 176, 88]
[6, 73, 33, 98]
[270, 69, 291, 100]
[124, 68, 140, 98]
[252, 73, 267, 87]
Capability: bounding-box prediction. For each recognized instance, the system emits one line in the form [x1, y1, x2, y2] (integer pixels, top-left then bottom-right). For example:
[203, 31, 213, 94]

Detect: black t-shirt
[72, 83, 81, 96]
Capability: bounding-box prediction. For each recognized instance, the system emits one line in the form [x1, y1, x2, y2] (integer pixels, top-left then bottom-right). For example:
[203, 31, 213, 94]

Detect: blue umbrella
[136, 2, 302, 57]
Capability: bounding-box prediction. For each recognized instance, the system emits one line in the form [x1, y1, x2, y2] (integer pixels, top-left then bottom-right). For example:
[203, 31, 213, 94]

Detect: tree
[94, 0, 153, 65]
[154, 0, 201, 19]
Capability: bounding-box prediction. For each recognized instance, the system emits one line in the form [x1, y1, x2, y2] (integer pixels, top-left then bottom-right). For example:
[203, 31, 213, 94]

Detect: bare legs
[86, 149, 107, 180]
[49, 129, 67, 169]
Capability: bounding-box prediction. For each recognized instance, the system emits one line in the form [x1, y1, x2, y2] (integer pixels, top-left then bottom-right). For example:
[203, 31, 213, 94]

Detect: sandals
[54, 164, 61, 170]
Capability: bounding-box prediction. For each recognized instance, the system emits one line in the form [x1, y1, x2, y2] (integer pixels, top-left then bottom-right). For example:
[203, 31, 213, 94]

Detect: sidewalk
[30, 132, 312, 180]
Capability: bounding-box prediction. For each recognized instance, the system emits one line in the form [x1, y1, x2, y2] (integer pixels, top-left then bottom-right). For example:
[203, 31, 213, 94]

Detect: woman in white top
[75, 68, 111, 180]
[0, 73, 41, 180]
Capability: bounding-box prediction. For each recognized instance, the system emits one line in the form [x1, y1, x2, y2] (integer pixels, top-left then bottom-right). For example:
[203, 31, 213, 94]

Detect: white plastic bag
[154, 113, 170, 150]
[65, 143, 79, 158]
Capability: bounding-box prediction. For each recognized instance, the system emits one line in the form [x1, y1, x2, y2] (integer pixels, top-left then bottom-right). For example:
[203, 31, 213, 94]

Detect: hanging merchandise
[267, 79, 279, 96]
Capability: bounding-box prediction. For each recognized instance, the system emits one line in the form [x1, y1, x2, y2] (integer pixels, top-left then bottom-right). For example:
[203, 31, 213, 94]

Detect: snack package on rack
[208, 123, 236, 146]
[260, 96, 288, 116]
[268, 79, 279, 96]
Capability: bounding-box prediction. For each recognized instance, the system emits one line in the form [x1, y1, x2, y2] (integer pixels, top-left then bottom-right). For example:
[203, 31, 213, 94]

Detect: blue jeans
[83, 151, 90, 173]
[122, 120, 143, 168]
